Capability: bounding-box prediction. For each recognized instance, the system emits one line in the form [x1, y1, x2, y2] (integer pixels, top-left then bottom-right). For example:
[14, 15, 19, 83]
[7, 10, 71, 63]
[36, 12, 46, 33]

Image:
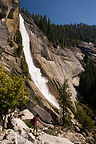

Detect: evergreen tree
[58, 79, 72, 126]
[39, 15, 43, 31]
[34, 14, 39, 26]
[15, 30, 23, 57]
[79, 58, 96, 110]
[31, 13, 96, 48]
[0, 66, 28, 116]
[43, 15, 48, 35]
[25, 8, 28, 15]
[20, 7, 24, 13]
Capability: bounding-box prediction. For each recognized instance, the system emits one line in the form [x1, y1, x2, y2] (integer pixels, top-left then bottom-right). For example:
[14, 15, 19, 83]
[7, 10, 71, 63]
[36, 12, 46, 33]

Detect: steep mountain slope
[0, 0, 96, 117]
[21, 13, 84, 103]
[0, 0, 19, 70]
[1, 1, 96, 143]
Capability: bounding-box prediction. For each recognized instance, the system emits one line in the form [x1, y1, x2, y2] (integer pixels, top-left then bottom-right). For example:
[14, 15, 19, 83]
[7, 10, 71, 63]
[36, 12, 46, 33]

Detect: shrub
[17, 43, 23, 57]
[31, 95, 43, 106]
[83, 115, 94, 129]
[15, 30, 22, 44]
[75, 108, 94, 130]
[9, 40, 14, 47]
[34, 95, 43, 106]
[25, 120, 34, 129]
[79, 103, 94, 118]
[64, 116, 72, 128]
[14, 30, 23, 57]
[21, 57, 28, 76]
[8, 37, 14, 47]
[60, 114, 72, 128]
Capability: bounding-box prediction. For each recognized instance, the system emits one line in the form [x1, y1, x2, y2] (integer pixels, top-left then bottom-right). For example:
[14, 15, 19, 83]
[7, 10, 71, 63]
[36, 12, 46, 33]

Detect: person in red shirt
[7, 114, 14, 129]
[33, 114, 39, 135]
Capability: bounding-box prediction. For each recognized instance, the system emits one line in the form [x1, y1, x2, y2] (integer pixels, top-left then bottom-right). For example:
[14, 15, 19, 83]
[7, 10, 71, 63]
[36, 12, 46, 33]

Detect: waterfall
[19, 14, 59, 109]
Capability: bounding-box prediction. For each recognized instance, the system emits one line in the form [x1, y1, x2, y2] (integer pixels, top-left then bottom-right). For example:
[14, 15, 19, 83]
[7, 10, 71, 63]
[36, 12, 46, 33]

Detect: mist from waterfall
[19, 14, 59, 109]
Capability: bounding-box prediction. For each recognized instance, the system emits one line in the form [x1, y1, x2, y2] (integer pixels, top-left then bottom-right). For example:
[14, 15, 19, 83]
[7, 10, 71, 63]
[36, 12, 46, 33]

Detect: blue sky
[20, 0, 96, 25]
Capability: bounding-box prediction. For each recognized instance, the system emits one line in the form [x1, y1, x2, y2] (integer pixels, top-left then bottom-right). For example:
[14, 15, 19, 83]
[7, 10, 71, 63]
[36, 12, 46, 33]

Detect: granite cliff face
[0, 0, 19, 51]
[0, 0, 20, 72]
[21, 14, 84, 103]
[0, 0, 95, 111]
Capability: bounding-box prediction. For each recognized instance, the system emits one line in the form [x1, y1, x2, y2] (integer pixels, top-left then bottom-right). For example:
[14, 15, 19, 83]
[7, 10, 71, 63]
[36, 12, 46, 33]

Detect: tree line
[21, 7, 96, 48]
[78, 56, 96, 110]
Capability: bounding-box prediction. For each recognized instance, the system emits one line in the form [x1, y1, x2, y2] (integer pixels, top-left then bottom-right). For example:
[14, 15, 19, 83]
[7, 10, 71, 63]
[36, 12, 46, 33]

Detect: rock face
[0, 18, 9, 59]
[78, 41, 96, 58]
[0, 1, 96, 144]
[0, 0, 20, 73]
[0, 0, 84, 108]
[0, 111, 89, 144]
[0, 0, 96, 122]
[22, 100, 53, 124]
[0, 0, 8, 19]
[0, 116, 75, 144]
[0, 0, 19, 59]
[22, 13, 84, 102]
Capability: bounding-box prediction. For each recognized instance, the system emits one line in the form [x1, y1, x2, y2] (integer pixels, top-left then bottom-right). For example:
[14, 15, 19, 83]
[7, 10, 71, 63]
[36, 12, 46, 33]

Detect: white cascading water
[19, 14, 59, 109]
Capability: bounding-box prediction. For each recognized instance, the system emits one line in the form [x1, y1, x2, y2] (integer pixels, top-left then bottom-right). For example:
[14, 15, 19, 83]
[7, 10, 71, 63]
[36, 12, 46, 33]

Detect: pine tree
[43, 15, 48, 35]
[20, 7, 24, 13]
[58, 79, 72, 126]
[34, 14, 39, 26]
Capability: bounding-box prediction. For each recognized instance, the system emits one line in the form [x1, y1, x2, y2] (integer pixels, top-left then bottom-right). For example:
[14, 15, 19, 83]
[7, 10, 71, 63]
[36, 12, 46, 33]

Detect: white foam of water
[19, 14, 59, 109]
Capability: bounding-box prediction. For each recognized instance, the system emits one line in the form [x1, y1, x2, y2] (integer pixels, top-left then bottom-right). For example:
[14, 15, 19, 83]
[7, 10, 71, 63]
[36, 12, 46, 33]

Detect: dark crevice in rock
[8, 8, 14, 19]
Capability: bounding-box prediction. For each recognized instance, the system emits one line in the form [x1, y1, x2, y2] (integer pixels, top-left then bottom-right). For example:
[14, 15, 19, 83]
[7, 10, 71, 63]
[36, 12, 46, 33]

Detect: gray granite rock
[22, 13, 84, 102]
[0, 19, 9, 59]
[0, 0, 8, 19]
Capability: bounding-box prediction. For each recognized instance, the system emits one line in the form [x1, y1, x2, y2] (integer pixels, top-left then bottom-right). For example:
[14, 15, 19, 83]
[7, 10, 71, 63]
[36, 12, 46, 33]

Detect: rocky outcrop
[0, 0, 20, 74]
[0, 0, 85, 111]
[0, 110, 90, 144]
[0, 1, 96, 144]
[6, 0, 19, 34]
[0, 18, 9, 59]
[0, 0, 8, 19]
[0, 0, 19, 60]
[0, 0, 19, 19]
[78, 41, 96, 58]
[22, 100, 53, 124]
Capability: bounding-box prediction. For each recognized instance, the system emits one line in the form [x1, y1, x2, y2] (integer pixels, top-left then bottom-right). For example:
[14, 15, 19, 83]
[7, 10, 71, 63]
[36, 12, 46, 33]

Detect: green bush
[15, 30, 22, 44]
[79, 103, 94, 118]
[25, 120, 34, 129]
[31, 95, 43, 107]
[75, 108, 94, 130]
[9, 40, 14, 47]
[14, 30, 23, 57]
[60, 115, 72, 128]
[17, 43, 23, 57]
[64, 116, 72, 128]
[21, 57, 28, 76]
[83, 115, 94, 129]
[8, 37, 14, 47]
[33, 95, 43, 106]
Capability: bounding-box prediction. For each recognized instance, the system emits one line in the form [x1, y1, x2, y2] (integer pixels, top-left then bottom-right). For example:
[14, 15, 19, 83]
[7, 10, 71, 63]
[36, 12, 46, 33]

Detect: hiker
[7, 114, 14, 129]
[32, 114, 39, 135]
